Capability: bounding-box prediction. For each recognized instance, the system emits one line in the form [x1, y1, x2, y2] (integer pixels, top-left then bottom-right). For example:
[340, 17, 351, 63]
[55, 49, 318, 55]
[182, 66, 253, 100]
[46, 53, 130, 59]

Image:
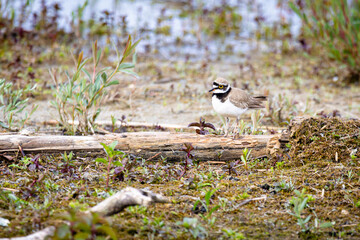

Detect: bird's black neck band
[212, 87, 231, 100]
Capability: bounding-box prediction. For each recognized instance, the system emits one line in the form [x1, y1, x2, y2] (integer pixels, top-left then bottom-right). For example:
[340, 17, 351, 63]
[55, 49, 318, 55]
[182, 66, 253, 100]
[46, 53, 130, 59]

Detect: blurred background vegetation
[1, 0, 358, 84]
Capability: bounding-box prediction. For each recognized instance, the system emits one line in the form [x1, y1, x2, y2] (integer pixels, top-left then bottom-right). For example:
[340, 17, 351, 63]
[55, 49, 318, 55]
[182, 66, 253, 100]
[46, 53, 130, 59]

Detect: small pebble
[0, 217, 10, 227]
[341, 209, 349, 215]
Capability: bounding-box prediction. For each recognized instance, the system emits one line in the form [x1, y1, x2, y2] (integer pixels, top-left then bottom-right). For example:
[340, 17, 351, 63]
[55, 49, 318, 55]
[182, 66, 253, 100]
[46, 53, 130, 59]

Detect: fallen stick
[234, 195, 267, 209]
[42, 120, 192, 132]
[87, 187, 169, 216]
[0, 226, 56, 240]
[1, 187, 168, 240]
[145, 152, 162, 161]
[0, 132, 279, 161]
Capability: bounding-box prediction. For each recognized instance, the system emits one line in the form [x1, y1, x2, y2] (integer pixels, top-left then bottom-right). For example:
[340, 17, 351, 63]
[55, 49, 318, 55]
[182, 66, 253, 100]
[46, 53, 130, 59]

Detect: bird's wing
[229, 88, 251, 109]
[229, 88, 267, 109]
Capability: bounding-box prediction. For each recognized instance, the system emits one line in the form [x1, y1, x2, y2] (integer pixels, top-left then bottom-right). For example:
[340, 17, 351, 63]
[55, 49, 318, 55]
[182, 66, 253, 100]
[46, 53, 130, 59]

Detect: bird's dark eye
[219, 85, 223, 89]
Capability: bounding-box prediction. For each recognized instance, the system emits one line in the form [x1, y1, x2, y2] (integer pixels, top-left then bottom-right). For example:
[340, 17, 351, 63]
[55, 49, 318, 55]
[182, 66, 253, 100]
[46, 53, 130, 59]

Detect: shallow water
[6, 0, 301, 61]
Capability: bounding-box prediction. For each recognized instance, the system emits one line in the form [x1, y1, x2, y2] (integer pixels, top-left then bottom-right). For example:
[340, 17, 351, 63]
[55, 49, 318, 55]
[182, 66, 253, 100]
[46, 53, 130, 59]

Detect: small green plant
[142, 215, 166, 236]
[96, 141, 125, 189]
[110, 115, 118, 132]
[350, 149, 357, 161]
[290, 0, 360, 82]
[194, 188, 220, 226]
[59, 152, 75, 175]
[275, 179, 295, 192]
[0, 190, 29, 210]
[241, 148, 252, 170]
[236, 119, 248, 135]
[347, 170, 354, 182]
[127, 205, 148, 216]
[8, 155, 44, 172]
[50, 36, 139, 135]
[177, 217, 208, 239]
[289, 188, 312, 231]
[183, 174, 212, 190]
[218, 197, 230, 211]
[276, 161, 285, 169]
[251, 110, 263, 134]
[237, 192, 250, 200]
[55, 208, 117, 239]
[8, 156, 32, 170]
[289, 188, 334, 232]
[222, 228, 245, 240]
[44, 180, 60, 192]
[310, 136, 320, 142]
[0, 79, 38, 131]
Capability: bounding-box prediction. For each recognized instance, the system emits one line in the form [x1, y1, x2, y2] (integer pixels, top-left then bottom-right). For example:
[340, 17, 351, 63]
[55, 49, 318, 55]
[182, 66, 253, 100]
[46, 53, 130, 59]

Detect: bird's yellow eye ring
[219, 85, 223, 89]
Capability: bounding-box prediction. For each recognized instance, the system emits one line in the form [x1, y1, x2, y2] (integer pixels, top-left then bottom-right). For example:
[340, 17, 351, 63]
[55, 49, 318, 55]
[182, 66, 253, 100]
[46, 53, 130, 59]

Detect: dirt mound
[288, 117, 360, 164]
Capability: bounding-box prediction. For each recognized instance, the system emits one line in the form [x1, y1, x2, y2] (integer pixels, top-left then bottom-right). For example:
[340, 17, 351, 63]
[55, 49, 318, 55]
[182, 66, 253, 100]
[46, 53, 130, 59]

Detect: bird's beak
[209, 88, 216, 92]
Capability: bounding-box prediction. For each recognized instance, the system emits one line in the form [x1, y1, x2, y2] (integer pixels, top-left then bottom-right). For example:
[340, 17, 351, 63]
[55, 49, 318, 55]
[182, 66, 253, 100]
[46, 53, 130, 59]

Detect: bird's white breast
[212, 96, 248, 117]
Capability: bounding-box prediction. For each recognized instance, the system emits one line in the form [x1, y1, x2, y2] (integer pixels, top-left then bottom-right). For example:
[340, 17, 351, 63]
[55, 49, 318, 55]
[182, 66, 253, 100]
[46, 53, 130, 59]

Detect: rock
[0, 217, 10, 227]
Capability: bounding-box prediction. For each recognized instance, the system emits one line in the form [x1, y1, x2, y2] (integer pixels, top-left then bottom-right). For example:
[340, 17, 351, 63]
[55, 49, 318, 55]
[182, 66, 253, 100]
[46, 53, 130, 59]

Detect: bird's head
[209, 78, 230, 94]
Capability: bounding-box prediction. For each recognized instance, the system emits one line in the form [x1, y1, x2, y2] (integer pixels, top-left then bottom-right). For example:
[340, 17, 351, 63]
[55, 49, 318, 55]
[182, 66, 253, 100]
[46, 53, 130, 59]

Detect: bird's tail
[248, 95, 268, 109]
[252, 95, 267, 101]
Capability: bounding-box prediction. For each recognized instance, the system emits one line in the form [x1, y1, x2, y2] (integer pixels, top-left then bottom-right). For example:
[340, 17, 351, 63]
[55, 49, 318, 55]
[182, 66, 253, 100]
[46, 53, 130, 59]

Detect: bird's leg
[224, 117, 230, 137]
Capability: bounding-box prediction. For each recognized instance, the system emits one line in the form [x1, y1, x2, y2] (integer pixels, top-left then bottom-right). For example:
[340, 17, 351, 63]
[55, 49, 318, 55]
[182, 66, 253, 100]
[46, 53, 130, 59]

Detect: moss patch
[289, 117, 360, 165]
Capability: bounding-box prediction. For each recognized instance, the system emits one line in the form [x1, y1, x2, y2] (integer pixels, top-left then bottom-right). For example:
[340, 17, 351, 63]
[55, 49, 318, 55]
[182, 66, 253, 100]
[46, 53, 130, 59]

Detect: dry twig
[1, 187, 168, 240]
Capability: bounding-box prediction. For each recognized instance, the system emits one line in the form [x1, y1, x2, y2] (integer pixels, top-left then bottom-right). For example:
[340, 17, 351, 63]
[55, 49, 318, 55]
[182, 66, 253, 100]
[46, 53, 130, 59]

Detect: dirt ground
[28, 53, 360, 130]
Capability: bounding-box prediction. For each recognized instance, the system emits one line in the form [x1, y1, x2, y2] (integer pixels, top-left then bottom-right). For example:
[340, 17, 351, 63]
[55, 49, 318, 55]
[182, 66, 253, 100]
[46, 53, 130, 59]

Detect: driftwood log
[1, 187, 169, 240]
[0, 132, 280, 161]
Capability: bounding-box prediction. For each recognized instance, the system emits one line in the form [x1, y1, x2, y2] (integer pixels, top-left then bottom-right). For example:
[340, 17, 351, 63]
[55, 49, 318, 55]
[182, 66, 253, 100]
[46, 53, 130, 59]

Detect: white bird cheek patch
[213, 89, 226, 94]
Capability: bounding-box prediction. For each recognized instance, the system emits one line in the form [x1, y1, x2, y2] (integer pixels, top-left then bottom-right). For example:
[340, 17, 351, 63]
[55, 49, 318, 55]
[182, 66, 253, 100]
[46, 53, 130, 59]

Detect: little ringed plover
[209, 77, 267, 136]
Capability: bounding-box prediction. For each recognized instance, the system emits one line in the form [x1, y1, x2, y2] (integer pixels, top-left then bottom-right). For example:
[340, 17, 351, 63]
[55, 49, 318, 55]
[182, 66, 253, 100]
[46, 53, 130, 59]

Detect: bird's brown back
[229, 88, 267, 109]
